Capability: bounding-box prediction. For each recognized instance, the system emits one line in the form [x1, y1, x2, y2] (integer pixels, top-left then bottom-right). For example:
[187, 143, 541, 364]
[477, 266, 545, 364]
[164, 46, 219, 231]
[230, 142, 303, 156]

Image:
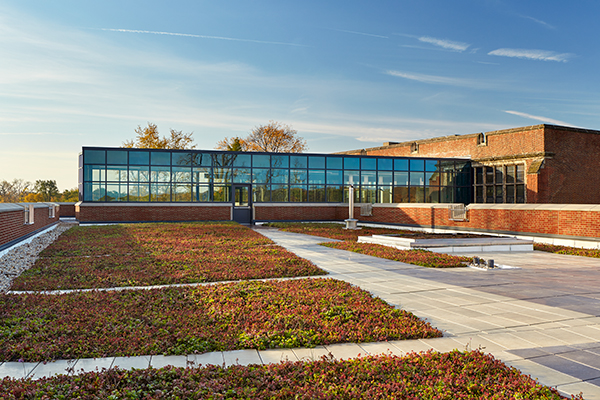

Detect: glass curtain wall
[81, 147, 471, 204]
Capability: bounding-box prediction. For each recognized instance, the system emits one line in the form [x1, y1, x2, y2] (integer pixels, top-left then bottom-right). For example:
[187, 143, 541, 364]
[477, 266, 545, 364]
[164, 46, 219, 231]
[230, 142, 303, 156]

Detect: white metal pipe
[349, 185, 354, 219]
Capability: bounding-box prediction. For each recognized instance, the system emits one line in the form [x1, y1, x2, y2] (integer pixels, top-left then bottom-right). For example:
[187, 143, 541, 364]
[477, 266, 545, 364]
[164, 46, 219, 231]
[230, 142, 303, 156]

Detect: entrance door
[232, 184, 252, 224]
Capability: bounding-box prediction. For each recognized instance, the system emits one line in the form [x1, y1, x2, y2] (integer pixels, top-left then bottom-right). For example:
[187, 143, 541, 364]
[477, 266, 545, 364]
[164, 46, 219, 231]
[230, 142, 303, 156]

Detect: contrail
[99, 28, 309, 47]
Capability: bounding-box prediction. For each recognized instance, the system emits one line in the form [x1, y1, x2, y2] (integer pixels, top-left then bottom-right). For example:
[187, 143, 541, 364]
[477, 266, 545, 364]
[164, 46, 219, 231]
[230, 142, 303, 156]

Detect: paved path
[257, 228, 600, 399]
[3, 228, 600, 399]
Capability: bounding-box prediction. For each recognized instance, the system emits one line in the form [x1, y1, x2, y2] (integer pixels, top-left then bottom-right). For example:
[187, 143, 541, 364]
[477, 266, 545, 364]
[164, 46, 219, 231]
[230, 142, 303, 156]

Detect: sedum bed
[535, 243, 600, 258]
[264, 222, 413, 241]
[322, 241, 471, 268]
[0, 279, 441, 362]
[10, 222, 325, 291]
[0, 351, 578, 399]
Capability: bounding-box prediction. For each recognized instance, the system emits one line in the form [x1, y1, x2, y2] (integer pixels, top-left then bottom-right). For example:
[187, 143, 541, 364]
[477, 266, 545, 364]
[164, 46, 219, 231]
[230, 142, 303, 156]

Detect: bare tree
[123, 122, 196, 149]
[216, 121, 307, 153]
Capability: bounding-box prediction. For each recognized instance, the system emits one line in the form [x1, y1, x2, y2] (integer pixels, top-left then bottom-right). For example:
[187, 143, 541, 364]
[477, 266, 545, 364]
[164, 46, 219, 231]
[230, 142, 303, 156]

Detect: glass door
[232, 184, 252, 224]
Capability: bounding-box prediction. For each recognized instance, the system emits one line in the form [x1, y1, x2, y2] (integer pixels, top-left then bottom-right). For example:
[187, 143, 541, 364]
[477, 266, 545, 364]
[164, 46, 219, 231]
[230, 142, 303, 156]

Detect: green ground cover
[535, 243, 600, 258]
[264, 222, 413, 241]
[322, 242, 472, 268]
[0, 351, 578, 399]
[266, 222, 472, 268]
[0, 279, 441, 362]
[10, 222, 325, 291]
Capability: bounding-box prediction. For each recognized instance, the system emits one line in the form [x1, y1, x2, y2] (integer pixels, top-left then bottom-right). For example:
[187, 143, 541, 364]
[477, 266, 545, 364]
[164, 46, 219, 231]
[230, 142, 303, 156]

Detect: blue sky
[2, 0, 599, 190]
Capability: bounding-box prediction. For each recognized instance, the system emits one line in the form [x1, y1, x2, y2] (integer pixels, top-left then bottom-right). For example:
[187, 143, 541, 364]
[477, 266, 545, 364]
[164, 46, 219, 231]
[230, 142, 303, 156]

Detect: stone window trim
[410, 142, 419, 154]
[477, 132, 487, 146]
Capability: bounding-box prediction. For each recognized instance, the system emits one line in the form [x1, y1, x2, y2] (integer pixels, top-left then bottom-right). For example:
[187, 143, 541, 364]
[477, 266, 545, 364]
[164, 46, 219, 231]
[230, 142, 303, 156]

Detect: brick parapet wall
[57, 202, 76, 217]
[254, 203, 348, 221]
[255, 202, 600, 239]
[76, 202, 232, 223]
[0, 203, 60, 249]
[70, 202, 600, 240]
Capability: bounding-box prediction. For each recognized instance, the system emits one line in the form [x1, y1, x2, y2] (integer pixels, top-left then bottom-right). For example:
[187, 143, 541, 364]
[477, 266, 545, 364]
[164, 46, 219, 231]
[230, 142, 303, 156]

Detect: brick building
[339, 124, 600, 204]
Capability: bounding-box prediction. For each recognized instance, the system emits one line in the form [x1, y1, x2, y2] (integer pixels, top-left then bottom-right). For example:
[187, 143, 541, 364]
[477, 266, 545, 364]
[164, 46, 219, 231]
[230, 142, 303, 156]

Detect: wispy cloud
[504, 110, 571, 126]
[395, 33, 470, 52]
[418, 36, 470, 52]
[520, 15, 555, 29]
[99, 28, 308, 47]
[489, 48, 572, 62]
[329, 28, 388, 39]
[386, 70, 480, 88]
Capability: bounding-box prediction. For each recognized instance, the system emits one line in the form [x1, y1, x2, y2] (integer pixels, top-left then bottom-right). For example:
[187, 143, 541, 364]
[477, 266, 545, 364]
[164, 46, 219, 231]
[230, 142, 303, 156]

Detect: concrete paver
[0, 362, 39, 379]
[324, 342, 366, 360]
[188, 351, 224, 367]
[28, 359, 77, 379]
[222, 349, 261, 366]
[150, 355, 188, 369]
[291, 346, 331, 362]
[112, 355, 151, 370]
[73, 357, 115, 373]
[258, 348, 298, 364]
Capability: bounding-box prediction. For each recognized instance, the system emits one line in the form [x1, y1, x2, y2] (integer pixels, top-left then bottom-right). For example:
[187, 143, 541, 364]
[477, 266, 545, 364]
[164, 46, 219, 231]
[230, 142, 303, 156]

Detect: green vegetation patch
[0, 279, 441, 362]
[0, 351, 577, 399]
[11, 222, 325, 291]
[535, 243, 600, 258]
[322, 241, 471, 268]
[264, 222, 413, 241]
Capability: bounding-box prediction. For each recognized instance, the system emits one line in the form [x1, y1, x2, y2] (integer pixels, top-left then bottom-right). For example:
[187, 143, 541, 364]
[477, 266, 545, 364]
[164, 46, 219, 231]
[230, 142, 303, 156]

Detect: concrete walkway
[256, 228, 600, 399]
[3, 228, 600, 399]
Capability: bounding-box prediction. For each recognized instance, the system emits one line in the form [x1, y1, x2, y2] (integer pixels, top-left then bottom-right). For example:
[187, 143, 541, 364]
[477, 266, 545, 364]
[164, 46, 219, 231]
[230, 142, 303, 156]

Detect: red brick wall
[359, 204, 600, 239]
[72, 202, 600, 239]
[544, 127, 600, 203]
[76, 203, 232, 222]
[58, 203, 76, 217]
[254, 204, 348, 221]
[344, 126, 546, 160]
[0, 205, 60, 248]
[255, 203, 600, 239]
[341, 124, 600, 204]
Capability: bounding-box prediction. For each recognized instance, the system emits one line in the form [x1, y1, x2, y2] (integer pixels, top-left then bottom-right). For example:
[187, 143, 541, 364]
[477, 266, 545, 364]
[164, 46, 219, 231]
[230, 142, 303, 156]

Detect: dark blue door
[232, 185, 252, 224]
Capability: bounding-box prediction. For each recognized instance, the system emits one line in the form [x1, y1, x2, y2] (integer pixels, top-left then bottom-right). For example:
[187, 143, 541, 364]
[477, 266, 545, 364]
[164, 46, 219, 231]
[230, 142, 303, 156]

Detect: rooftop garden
[0, 351, 578, 399]
[1, 279, 440, 362]
[10, 222, 325, 291]
[535, 242, 600, 258]
[2, 221, 578, 399]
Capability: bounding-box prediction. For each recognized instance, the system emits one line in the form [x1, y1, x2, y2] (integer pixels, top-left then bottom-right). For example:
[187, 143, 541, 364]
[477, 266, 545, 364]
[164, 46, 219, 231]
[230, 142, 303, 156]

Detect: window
[49, 204, 56, 218]
[151, 151, 170, 166]
[473, 164, 525, 203]
[326, 156, 342, 169]
[129, 151, 149, 165]
[308, 156, 325, 169]
[290, 155, 307, 169]
[81, 148, 469, 205]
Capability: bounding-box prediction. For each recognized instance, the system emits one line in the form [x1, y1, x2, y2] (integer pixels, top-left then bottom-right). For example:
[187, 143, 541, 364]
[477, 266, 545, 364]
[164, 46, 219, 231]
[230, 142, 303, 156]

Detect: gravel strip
[0, 221, 77, 293]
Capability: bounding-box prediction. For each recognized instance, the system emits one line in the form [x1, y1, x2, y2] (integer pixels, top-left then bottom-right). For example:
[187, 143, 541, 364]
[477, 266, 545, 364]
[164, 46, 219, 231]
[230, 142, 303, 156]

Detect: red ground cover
[323, 242, 471, 268]
[0, 279, 441, 362]
[535, 243, 600, 258]
[10, 222, 325, 291]
[0, 351, 578, 399]
[265, 222, 413, 241]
